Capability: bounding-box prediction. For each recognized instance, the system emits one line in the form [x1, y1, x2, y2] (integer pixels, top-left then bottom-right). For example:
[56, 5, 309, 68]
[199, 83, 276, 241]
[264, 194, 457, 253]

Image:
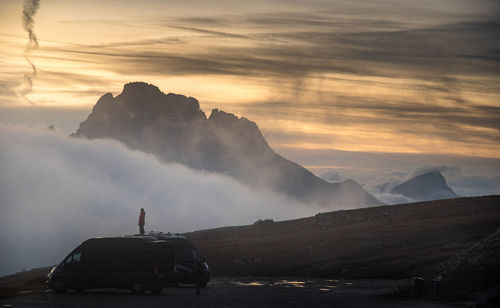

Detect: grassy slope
[187, 195, 500, 279]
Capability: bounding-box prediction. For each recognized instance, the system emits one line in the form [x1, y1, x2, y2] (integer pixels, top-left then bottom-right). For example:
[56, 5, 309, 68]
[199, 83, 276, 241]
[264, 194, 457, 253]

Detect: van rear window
[174, 248, 202, 263]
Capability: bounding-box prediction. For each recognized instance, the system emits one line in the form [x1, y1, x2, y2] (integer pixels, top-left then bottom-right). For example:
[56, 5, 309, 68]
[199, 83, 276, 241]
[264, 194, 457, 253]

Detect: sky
[1, 0, 499, 157]
[0, 0, 499, 275]
[0, 0, 499, 191]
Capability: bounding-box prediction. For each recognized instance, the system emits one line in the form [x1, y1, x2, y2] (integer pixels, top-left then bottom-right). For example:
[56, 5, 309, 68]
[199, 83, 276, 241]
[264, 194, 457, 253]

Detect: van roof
[83, 233, 189, 244]
[124, 232, 188, 241]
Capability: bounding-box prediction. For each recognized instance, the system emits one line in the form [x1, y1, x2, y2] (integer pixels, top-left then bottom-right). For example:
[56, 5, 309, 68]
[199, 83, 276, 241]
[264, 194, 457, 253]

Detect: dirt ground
[0, 277, 459, 308]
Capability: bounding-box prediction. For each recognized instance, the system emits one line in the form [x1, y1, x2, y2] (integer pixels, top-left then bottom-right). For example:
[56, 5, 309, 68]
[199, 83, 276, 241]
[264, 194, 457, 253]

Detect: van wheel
[150, 287, 163, 295]
[54, 280, 66, 294]
[131, 282, 144, 294]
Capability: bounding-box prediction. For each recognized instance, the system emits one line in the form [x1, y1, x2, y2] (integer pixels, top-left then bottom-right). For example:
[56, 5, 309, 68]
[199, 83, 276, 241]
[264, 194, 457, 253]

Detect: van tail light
[173, 261, 177, 272]
[154, 266, 159, 276]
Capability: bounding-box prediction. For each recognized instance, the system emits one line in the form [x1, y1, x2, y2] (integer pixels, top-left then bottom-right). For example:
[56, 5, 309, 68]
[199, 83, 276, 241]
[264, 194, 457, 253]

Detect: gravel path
[0, 277, 459, 308]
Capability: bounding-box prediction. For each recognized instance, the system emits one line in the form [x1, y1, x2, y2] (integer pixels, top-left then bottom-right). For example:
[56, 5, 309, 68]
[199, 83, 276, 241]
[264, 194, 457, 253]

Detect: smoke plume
[21, 0, 40, 103]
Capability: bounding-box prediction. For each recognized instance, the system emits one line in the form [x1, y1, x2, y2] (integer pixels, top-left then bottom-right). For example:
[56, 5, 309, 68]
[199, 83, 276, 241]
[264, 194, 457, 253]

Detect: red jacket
[138, 211, 145, 226]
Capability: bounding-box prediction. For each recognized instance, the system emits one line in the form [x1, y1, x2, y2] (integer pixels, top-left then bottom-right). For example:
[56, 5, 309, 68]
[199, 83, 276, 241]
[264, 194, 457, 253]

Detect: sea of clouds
[0, 123, 323, 276]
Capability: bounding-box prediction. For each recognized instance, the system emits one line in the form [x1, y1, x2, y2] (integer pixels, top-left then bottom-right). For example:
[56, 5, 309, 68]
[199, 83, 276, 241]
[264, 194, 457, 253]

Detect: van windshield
[174, 247, 202, 263]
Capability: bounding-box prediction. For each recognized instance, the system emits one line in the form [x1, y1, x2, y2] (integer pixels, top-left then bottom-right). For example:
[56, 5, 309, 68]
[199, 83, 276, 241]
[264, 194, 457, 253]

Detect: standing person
[138, 208, 146, 235]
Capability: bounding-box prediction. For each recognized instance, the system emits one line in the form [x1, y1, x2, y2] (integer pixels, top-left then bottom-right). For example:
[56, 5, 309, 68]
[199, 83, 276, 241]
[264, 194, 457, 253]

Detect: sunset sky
[1, 0, 499, 189]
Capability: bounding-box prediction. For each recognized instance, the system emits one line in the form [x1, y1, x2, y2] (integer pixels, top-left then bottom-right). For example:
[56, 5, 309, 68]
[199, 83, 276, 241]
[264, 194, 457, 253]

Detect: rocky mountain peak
[120, 81, 163, 99]
[391, 170, 458, 201]
[209, 109, 255, 128]
[92, 92, 114, 113]
[208, 109, 267, 149]
[74, 82, 382, 208]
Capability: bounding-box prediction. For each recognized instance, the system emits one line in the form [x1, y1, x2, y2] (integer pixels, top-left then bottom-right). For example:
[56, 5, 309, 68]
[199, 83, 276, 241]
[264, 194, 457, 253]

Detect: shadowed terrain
[187, 196, 500, 285]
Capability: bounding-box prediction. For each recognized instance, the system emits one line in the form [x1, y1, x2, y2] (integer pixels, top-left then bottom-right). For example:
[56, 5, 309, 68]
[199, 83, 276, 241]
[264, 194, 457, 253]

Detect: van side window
[73, 251, 82, 263]
[64, 251, 81, 266]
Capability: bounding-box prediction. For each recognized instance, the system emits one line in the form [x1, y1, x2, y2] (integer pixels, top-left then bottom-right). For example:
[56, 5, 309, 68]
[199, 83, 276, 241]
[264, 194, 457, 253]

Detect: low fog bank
[0, 124, 323, 276]
[370, 192, 414, 205]
[0, 106, 90, 134]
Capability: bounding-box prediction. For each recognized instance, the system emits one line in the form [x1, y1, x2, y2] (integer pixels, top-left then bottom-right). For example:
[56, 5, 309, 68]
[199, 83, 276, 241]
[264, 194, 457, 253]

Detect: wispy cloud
[1, 3, 499, 158]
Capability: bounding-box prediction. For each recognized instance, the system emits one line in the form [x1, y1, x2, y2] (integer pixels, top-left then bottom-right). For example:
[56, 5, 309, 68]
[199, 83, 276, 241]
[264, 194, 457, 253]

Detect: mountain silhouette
[391, 170, 458, 201]
[74, 82, 381, 208]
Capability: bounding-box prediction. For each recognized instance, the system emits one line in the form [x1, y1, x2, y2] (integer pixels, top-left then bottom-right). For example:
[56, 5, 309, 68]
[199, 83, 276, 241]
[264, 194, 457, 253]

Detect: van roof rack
[123, 232, 187, 240]
[148, 231, 187, 239]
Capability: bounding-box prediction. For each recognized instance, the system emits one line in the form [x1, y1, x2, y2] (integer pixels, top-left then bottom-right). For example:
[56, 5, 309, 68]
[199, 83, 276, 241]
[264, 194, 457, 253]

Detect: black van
[47, 235, 209, 294]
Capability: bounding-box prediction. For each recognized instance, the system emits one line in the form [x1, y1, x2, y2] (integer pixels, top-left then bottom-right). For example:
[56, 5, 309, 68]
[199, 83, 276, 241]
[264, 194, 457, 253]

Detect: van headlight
[47, 266, 57, 279]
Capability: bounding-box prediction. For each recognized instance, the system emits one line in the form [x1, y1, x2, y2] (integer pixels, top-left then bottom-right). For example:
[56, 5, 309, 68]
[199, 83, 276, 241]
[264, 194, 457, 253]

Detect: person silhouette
[138, 208, 145, 235]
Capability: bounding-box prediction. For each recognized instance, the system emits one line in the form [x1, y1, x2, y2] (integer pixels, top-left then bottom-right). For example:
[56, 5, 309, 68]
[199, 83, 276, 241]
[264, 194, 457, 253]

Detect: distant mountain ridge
[74, 82, 381, 208]
[391, 170, 458, 201]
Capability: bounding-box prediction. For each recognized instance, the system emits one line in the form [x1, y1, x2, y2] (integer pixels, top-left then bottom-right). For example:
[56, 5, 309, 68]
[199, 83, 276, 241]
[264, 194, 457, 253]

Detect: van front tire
[53, 280, 66, 294]
[131, 282, 144, 294]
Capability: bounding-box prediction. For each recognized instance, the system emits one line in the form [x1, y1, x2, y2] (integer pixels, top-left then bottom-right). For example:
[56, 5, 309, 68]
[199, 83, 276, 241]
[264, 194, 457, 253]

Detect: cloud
[452, 174, 500, 197]
[39, 16, 500, 153]
[0, 81, 20, 105]
[0, 123, 322, 276]
[173, 16, 229, 27]
[0, 106, 90, 134]
[320, 170, 345, 183]
[2, 5, 499, 158]
[409, 165, 461, 178]
[0, 82, 18, 97]
[169, 25, 254, 40]
[46, 16, 500, 80]
[432, 166, 500, 197]
[372, 192, 414, 205]
[85, 37, 184, 48]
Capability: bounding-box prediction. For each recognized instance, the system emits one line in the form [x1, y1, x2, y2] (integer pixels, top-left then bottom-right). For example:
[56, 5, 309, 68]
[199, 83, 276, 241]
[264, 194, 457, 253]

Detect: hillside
[73, 82, 380, 208]
[187, 196, 500, 284]
[440, 227, 500, 300]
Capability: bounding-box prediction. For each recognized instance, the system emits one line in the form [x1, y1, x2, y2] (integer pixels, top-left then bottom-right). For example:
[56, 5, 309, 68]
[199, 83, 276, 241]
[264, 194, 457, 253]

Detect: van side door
[156, 243, 175, 285]
[58, 249, 83, 289]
